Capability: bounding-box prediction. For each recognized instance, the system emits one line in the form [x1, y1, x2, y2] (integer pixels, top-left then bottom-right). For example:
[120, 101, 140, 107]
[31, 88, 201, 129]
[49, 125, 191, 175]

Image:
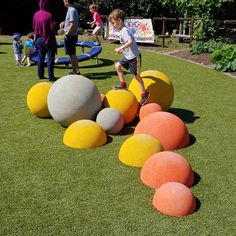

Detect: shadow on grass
[188, 134, 197, 146]
[193, 171, 201, 186]
[118, 115, 140, 136]
[195, 197, 201, 212]
[0, 51, 7, 54]
[119, 126, 135, 136]
[0, 42, 12, 45]
[106, 135, 113, 144]
[53, 58, 114, 70]
[83, 71, 119, 80]
[169, 107, 200, 124]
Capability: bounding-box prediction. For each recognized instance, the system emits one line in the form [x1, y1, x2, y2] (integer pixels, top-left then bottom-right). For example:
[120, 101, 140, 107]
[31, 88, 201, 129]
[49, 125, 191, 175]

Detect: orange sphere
[134, 111, 189, 150]
[141, 151, 194, 188]
[139, 103, 162, 120]
[152, 182, 196, 216]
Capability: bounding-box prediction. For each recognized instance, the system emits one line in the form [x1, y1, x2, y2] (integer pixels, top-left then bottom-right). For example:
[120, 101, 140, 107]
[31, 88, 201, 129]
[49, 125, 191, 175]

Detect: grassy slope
[0, 36, 235, 235]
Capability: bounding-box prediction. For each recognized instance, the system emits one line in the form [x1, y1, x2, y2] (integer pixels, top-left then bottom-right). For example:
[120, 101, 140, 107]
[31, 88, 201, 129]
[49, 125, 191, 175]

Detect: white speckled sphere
[96, 108, 124, 134]
[47, 75, 102, 127]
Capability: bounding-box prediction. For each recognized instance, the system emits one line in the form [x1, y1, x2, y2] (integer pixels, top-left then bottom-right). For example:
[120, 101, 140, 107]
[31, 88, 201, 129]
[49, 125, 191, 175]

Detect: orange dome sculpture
[134, 111, 189, 150]
[139, 103, 162, 120]
[152, 182, 196, 216]
[141, 151, 194, 188]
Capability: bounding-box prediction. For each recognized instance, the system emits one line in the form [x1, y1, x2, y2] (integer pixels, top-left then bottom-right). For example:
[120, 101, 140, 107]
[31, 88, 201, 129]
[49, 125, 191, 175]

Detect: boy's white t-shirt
[119, 27, 140, 60]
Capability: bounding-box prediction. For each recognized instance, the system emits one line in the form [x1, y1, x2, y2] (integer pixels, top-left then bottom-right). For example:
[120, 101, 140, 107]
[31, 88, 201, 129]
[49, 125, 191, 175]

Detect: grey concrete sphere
[96, 108, 124, 134]
[47, 75, 102, 127]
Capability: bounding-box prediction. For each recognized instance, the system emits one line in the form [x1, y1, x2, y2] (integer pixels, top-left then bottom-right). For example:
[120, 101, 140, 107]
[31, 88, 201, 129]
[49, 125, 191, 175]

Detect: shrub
[190, 40, 223, 54]
[211, 46, 236, 72]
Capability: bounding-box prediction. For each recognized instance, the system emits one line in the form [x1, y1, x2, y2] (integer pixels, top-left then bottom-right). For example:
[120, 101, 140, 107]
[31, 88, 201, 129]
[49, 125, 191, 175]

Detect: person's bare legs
[70, 54, 80, 74]
[92, 25, 101, 43]
[134, 74, 146, 93]
[115, 62, 126, 85]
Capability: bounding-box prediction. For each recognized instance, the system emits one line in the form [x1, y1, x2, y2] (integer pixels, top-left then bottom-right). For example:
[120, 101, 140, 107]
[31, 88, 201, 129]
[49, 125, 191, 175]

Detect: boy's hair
[89, 4, 97, 10]
[108, 9, 125, 22]
[68, 0, 75, 4]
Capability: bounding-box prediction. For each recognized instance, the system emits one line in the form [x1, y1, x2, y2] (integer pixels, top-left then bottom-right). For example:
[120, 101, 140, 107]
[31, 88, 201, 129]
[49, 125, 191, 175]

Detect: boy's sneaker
[140, 92, 150, 105]
[112, 84, 127, 90]
[94, 41, 101, 46]
[69, 71, 80, 75]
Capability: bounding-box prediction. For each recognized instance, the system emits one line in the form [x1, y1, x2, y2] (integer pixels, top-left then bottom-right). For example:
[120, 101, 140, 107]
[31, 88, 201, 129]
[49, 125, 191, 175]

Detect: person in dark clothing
[33, 0, 57, 81]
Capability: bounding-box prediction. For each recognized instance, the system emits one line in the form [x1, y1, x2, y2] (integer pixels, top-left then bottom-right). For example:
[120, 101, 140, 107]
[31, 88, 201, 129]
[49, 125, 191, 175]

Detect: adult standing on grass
[59, 0, 80, 75]
[33, 0, 57, 81]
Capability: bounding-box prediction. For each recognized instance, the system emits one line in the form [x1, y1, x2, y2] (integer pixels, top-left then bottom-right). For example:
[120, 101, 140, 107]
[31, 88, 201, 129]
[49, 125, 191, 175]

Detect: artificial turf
[0, 36, 235, 235]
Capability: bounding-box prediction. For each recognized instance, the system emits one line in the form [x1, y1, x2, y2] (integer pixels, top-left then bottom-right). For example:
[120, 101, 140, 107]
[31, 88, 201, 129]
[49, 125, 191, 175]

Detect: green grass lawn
[0, 35, 235, 235]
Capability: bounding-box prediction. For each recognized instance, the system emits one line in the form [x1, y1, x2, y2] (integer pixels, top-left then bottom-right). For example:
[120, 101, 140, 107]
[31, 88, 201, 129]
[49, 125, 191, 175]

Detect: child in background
[89, 4, 103, 45]
[108, 9, 150, 105]
[22, 33, 35, 67]
[12, 32, 24, 66]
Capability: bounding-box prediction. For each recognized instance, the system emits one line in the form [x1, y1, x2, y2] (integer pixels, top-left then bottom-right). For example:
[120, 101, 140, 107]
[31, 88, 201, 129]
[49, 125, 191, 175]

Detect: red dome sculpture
[134, 111, 189, 150]
[141, 151, 194, 188]
[139, 103, 162, 120]
[152, 182, 196, 216]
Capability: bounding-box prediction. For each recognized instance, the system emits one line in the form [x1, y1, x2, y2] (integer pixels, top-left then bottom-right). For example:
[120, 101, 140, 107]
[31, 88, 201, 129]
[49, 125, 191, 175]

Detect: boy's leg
[26, 57, 31, 66]
[113, 62, 127, 89]
[21, 55, 26, 63]
[130, 56, 150, 104]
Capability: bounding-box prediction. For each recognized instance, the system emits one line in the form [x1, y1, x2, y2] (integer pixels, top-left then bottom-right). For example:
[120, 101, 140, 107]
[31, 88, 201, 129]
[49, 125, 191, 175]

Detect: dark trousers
[36, 37, 55, 80]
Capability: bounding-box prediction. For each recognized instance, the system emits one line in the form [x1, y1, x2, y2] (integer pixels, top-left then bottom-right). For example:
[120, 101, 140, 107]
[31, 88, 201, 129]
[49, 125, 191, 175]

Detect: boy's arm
[114, 38, 132, 54]
[65, 21, 75, 36]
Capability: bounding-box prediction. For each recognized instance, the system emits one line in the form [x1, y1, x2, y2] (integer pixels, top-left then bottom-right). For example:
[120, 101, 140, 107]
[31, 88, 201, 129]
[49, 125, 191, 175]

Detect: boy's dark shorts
[64, 35, 78, 55]
[118, 54, 141, 76]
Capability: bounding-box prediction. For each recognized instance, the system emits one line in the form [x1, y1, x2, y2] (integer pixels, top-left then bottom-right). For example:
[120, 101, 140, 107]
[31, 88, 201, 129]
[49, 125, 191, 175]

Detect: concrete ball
[47, 75, 102, 127]
[96, 108, 124, 134]
[27, 82, 52, 118]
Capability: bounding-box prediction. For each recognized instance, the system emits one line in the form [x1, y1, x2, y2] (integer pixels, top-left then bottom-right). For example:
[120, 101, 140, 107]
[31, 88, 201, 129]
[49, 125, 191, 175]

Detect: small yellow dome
[119, 134, 163, 167]
[63, 120, 107, 149]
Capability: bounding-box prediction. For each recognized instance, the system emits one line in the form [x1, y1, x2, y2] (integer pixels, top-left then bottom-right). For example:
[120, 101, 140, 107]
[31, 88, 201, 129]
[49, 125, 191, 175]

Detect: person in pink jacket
[89, 4, 103, 45]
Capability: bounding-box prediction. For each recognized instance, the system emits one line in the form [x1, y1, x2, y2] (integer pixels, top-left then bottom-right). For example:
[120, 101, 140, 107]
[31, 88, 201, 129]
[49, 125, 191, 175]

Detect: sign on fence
[107, 18, 154, 43]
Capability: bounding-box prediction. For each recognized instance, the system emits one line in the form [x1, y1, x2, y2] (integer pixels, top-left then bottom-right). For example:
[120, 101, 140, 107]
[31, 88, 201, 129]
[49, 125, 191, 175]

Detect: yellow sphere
[27, 82, 52, 117]
[63, 120, 107, 149]
[103, 89, 139, 124]
[128, 70, 174, 110]
[119, 134, 163, 167]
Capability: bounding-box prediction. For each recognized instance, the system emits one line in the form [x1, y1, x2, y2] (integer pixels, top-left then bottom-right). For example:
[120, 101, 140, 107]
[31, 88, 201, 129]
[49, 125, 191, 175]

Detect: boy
[12, 33, 24, 66]
[108, 9, 150, 105]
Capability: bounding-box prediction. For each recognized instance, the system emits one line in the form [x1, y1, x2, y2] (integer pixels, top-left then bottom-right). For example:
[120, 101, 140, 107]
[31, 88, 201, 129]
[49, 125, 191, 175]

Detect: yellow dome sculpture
[26, 82, 52, 118]
[119, 134, 163, 167]
[128, 70, 174, 110]
[103, 89, 139, 124]
[63, 120, 107, 149]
